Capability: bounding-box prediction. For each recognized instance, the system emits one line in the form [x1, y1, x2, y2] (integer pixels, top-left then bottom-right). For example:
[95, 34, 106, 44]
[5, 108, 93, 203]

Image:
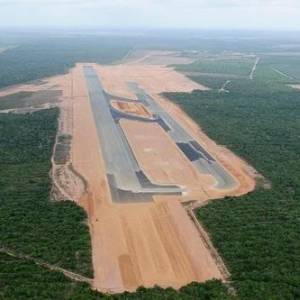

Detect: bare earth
[95, 63, 209, 100]
[111, 101, 152, 118]
[120, 119, 213, 201]
[70, 64, 225, 292]
[74, 61, 255, 293]
[290, 84, 300, 90]
[0, 53, 257, 294]
[0, 47, 8, 54]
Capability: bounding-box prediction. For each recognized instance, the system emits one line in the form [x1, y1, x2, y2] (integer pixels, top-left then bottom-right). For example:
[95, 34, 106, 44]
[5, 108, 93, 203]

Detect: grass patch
[174, 56, 255, 77]
[0, 91, 62, 111]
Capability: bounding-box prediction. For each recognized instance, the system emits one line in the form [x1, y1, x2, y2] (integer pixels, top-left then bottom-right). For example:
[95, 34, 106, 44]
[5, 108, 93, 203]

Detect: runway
[128, 83, 236, 189]
[70, 63, 255, 292]
[83, 66, 181, 203]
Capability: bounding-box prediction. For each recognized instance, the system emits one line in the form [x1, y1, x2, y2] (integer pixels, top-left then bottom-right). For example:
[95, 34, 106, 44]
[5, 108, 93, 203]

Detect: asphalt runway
[83, 66, 181, 203]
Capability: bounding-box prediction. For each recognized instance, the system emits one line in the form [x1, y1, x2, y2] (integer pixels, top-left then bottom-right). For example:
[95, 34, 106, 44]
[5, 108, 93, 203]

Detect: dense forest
[166, 58, 300, 299]
[0, 251, 232, 300]
[0, 109, 92, 276]
[0, 37, 131, 89]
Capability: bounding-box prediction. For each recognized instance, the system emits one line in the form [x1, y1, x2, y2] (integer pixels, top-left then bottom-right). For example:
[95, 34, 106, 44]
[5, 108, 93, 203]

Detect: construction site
[0, 51, 257, 294]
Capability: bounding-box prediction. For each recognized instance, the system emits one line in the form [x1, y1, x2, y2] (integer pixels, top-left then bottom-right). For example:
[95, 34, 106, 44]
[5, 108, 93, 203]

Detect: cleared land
[95, 63, 209, 100]
[77, 64, 225, 292]
[111, 101, 152, 118]
[77, 60, 255, 292]
[123, 50, 197, 66]
[290, 84, 300, 90]
[0, 54, 256, 294]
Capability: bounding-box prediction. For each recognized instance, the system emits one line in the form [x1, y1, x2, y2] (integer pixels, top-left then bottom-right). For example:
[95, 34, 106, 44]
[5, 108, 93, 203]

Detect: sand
[111, 101, 152, 118]
[120, 119, 213, 201]
[152, 94, 256, 199]
[72, 62, 257, 293]
[290, 84, 300, 91]
[68, 64, 227, 292]
[94, 62, 255, 201]
[94, 63, 209, 101]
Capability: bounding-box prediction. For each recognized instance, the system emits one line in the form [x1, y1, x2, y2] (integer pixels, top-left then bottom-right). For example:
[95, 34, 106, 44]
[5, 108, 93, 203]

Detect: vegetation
[260, 55, 300, 80]
[167, 57, 300, 299]
[0, 109, 92, 276]
[0, 252, 232, 300]
[179, 53, 300, 91]
[0, 91, 61, 110]
[175, 56, 254, 77]
[188, 75, 233, 90]
[1, 30, 300, 89]
[1, 32, 300, 299]
[0, 37, 131, 89]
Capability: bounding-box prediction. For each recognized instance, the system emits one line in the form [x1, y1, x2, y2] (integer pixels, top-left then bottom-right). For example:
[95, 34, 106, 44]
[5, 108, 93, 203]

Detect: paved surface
[83, 66, 181, 203]
[128, 83, 236, 189]
[84, 65, 235, 203]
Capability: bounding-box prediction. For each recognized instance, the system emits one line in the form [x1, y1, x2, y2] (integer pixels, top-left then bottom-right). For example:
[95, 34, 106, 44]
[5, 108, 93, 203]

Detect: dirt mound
[111, 100, 152, 118]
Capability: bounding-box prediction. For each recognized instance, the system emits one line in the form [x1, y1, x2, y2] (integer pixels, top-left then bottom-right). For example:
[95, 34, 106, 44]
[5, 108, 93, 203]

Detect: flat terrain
[73, 59, 255, 292]
[123, 50, 197, 65]
[1, 33, 300, 300]
[0, 53, 256, 293]
[72, 63, 227, 292]
[290, 84, 300, 90]
[95, 63, 209, 100]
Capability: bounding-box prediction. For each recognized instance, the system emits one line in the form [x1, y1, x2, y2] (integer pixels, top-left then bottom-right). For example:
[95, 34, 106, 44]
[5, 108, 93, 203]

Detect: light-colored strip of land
[0, 46, 16, 54]
[183, 72, 245, 79]
[219, 80, 231, 93]
[0, 247, 92, 284]
[94, 63, 209, 101]
[290, 84, 300, 90]
[249, 57, 260, 80]
[94, 62, 255, 197]
[271, 67, 294, 80]
[83, 62, 255, 292]
[120, 119, 213, 201]
[123, 50, 196, 66]
[66, 63, 229, 292]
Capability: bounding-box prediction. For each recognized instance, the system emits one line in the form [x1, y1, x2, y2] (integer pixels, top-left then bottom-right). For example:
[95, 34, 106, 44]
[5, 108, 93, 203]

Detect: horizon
[1, 0, 300, 31]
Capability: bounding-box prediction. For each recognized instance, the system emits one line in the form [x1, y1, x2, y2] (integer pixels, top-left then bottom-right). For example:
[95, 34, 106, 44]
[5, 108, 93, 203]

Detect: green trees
[0, 109, 92, 276]
[166, 69, 300, 299]
[175, 57, 254, 77]
[0, 37, 130, 89]
[0, 252, 233, 300]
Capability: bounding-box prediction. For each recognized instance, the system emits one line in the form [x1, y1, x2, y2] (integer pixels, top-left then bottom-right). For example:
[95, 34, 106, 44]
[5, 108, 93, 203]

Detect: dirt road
[249, 57, 260, 80]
